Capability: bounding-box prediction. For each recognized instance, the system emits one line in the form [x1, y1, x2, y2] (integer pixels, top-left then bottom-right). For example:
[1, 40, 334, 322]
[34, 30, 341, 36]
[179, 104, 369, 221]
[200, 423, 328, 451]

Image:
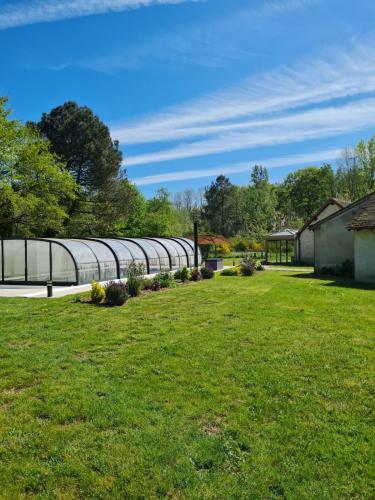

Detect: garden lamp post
[194, 221, 199, 268]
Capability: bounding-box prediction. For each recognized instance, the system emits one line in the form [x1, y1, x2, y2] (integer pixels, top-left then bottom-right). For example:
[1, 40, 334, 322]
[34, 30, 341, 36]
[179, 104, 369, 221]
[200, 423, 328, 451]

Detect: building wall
[354, 230, 375, 283]
[314, 207, 361, 272]
[297, 204, 342, 265]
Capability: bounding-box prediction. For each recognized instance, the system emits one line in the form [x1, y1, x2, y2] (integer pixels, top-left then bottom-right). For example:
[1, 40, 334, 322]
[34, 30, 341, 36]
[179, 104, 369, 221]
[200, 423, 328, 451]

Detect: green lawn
[0, 272, 374, 498]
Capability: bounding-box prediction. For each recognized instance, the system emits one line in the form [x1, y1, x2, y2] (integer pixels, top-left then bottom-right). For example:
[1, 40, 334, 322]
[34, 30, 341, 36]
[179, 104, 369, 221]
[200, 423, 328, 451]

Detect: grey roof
[265, 229, 298, 241]
[347, 195, 375, 230]
[297, 197, 350, 236]
[311, 191, 375, 230]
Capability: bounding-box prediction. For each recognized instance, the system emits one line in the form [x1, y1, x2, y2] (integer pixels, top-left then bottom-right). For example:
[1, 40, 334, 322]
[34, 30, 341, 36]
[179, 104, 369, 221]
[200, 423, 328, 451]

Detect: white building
[295, 198, 349, 265]
[313, 192, 375, 283]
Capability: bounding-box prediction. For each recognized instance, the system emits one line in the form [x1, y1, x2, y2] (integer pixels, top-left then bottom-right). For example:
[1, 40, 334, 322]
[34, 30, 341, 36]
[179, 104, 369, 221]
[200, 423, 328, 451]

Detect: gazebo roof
[265, 229, 298, 241]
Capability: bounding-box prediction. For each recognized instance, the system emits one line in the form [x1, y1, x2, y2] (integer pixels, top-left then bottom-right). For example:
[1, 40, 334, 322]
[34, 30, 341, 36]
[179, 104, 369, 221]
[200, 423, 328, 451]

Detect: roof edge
[310, 191, 375, 230]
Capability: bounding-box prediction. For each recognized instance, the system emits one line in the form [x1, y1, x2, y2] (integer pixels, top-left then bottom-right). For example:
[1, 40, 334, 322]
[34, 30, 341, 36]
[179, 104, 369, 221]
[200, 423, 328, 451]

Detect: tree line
[1, 97, 374, 241]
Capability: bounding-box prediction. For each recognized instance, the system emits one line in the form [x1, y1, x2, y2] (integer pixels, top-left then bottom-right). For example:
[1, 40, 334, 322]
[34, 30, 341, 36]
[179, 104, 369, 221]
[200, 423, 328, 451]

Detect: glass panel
[127, 238, 161, 273]
[165, 239, 188, 267]
[143, 239, 170, 270]
[51, 239, 99, 284]
[4, 240, 25, 281]
[101, 239, 143, 277]
[180, 238, 203, 265]
[115, 239, 147, 269]
[153, 238, 180, 269]
[171, 238, 193, 267]
[74, 240, 118, 281]
[27, 240, 50, 282]
[51, 243, 76, 283]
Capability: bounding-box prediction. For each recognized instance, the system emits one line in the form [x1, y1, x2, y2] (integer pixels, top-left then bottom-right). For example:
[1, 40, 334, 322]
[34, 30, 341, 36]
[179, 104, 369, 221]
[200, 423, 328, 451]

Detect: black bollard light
[47, 280, 53, 298]
[193, 221, 199, 268]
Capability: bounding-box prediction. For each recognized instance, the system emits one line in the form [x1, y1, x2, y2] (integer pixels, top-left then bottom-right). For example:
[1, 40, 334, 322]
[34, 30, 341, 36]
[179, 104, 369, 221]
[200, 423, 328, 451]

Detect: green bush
[156, 271, 176, 289]
[105, 281, 128, 306]
[240, 258, 256, 277]
[91, 281, 105, 304]
[175, 267, 190, 282]
[190, 268, 201, 282]
[221, 268, 239, 276]
[256, 264, 265, 271]
[127, 277, 143, 297]
[200, 267, 215, 279]
[151, 279, 161, 291]
[142, 278, 154, 290]
[126, 262, 145, 297]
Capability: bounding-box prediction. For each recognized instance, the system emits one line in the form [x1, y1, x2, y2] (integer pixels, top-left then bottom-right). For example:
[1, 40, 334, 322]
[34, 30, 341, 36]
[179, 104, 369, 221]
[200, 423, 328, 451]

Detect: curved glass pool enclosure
[0, 238, 202, 286]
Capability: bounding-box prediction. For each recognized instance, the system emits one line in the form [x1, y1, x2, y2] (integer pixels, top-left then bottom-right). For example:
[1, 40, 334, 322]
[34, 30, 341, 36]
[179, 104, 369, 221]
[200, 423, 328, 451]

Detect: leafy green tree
[203, 176, 238, 236]
[0, 98, 76, 237]
[63, 177, 146, 237]
[36, 101, 122, 193]
[142, 188, 176, 236]
[251, 164, 269, 187]
[280, 164, 335, 220]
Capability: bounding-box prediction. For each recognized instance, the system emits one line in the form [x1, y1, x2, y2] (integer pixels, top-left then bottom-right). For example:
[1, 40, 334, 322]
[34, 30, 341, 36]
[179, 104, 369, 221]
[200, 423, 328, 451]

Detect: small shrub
[91, 281, 105, 304]
[175, 267, 190, 282]
[126, 261, 146, 280]
[201, 267, 215, 279]
[105, 281, 128, 307]
[256, 264, 265, 271]
[142, 278, 154, 290]
[151, 279, 161, 292]
[241, 257, 256, 277]
[127, 277, 143, 297]
[190, 268, 201, 282]
[126, 261, 145, 297]
[221, 268, 239, 276]
[156, 271, 176, 289]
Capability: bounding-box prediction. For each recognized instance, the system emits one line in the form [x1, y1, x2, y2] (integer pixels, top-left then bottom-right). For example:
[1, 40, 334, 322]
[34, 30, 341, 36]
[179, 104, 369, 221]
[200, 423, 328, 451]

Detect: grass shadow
[287, 272, 375, 291]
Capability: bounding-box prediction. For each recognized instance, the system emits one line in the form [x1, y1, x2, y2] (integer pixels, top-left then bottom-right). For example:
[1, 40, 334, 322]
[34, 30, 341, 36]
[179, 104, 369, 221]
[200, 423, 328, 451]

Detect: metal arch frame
[83, 238, 121, 279]
[143, 238, 172, 270]
[70, 239, 102, 282]
[177, 237, 202, 266]
[165, 238, 191, 267]
[115, 238, 151, 275]
[0, 238, 79, 286]
[131, 238, 163, 272]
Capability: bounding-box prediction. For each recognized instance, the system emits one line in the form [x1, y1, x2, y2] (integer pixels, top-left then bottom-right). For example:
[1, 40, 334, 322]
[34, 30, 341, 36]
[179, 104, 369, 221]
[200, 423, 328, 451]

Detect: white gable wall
[314, 202, 369, 272]
[297, 204, 342, 265]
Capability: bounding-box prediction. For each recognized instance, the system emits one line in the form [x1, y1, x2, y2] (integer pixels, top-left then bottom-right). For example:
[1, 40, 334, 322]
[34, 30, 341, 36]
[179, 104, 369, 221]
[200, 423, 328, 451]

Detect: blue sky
[1, 0, 375, 197]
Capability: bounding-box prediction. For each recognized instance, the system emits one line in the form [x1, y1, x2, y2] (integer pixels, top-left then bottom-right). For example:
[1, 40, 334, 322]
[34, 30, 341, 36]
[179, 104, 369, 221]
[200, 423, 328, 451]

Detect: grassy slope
[0, 272, 374, 498]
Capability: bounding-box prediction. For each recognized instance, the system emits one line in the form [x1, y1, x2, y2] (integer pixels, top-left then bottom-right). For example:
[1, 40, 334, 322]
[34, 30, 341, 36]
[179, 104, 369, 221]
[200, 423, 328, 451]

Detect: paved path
[0, 274, 158, 299]
[264, 266, 313, 272]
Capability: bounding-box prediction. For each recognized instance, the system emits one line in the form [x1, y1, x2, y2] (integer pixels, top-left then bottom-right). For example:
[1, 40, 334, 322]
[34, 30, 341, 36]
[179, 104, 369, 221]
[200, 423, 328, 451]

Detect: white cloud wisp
[0, 0, 196, 30]
[132, 148, 342, 185]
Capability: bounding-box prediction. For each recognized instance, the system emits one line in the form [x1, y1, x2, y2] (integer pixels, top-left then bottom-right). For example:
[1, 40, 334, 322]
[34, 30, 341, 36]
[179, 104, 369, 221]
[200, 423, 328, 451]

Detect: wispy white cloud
[0, 0, 197, 30]
[132, 148, 342, 185]
[124, 97, 375, 166]
[113, 40, 375, 146]
[84, 0, 319, 71]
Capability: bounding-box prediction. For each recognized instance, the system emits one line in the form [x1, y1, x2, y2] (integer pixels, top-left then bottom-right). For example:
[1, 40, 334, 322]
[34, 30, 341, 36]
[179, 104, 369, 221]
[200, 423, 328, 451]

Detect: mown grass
[0, 272, 374, 498]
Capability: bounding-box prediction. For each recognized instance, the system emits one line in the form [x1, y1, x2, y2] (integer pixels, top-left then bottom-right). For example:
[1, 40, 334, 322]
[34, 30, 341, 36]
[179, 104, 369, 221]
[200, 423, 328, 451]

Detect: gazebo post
[286, 240, 289, 263]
